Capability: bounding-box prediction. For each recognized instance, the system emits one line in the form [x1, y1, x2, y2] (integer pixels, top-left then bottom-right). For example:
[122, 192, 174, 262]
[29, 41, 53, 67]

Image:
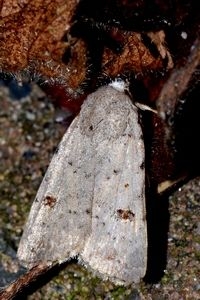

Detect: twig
[0, 264, 51, 300]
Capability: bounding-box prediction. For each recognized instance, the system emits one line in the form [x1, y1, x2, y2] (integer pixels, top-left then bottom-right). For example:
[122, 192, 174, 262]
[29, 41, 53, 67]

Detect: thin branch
[0, 264, 51, 300]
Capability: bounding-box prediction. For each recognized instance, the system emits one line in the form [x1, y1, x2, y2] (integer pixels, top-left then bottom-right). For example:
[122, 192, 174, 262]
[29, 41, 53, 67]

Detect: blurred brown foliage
[0, 1, 174, 92]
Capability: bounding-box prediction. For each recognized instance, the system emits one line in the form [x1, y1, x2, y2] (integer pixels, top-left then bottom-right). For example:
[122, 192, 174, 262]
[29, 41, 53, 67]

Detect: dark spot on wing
[86, 209, 91, 214]
[116, 209, 135, 222]
[68, 209, 77, 214]
[43, 195, 57, 208]
[68, 161, 73, 166]
[54, 146, 59, 154]
[124, 183, 129, 188]
[85, 173, 91, 178]
[113, 169, 119, 174]
[95, 215, 99, 219]
[89, 125, 93, 130]
[106, 254, 115, 260]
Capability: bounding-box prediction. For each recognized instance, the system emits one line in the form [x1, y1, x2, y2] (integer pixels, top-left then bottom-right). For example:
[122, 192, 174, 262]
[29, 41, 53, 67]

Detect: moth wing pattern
[17, 85, 147, 285]
[17, 110, 95, 267]
[79, 86, 147, 285]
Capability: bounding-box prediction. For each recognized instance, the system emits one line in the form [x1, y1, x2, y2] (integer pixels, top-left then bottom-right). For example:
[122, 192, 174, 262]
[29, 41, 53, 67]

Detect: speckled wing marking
[17, 85, 147, 285]
[17, 109, 94, 266]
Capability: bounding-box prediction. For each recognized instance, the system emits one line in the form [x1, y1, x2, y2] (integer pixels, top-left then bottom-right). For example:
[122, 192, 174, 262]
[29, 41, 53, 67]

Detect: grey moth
[17, 82, 147, 286]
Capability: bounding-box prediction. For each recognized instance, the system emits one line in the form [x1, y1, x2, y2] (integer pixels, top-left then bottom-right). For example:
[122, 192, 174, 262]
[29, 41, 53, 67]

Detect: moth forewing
[17, 114, 95, 267]
[17, 84, 147, 285]
[80, 86, 147, 285]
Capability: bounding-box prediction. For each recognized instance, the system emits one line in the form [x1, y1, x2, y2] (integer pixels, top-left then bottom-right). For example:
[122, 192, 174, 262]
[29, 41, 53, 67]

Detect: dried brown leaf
[102, 29, 173, 77]
[0, 0, 83, 90]
[0, 0, 174, 96]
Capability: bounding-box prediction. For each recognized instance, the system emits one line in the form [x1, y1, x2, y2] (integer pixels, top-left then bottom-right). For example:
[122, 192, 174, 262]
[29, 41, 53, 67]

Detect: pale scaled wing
[17, 109, 95, 267]
[80, 86, 147, 285]
[17, 85, 147, 286]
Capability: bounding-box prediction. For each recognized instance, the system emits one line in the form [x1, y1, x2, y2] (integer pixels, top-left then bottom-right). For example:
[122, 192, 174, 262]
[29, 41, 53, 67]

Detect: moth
[17, 82, 147, 286]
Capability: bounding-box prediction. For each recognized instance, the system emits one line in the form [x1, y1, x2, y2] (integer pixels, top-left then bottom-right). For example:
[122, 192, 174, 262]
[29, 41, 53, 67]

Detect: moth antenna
[135, 102, 158, 114]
